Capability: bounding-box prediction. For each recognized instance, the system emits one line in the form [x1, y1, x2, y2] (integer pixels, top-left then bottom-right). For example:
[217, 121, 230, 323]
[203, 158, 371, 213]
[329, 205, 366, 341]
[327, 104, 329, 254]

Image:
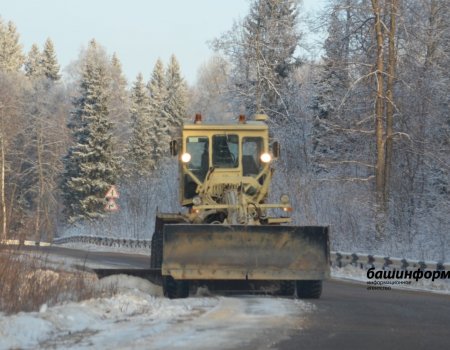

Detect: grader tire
[279, 281, 296, 296]
[150, 229, 163, 269]
[163, 276, 189, 299]
[296, 280, 322, 299]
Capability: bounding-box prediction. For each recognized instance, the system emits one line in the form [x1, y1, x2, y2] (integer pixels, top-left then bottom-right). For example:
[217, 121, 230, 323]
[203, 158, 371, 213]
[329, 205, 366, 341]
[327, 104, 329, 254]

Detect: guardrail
[330, 251, 450, 271]
[3, 236, 449, 271]
[53, 236, 152, 249]
[0, 239, 51, 247]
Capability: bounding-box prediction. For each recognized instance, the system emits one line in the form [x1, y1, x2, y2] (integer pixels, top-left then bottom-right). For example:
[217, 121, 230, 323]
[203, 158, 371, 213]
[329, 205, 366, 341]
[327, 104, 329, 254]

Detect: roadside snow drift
[0, 275, 314, 350]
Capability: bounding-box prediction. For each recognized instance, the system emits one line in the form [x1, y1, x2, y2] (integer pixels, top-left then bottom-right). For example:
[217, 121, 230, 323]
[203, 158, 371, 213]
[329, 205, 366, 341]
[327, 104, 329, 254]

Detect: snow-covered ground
[0, 275, 314, 350]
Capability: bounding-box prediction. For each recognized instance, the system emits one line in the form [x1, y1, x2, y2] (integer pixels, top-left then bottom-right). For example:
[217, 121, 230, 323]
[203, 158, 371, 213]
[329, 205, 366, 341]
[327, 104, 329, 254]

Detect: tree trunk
[35, 126, 44, 242]
[384, 0, 398, 203]
[372, 0, 386, 208]
[1, 135, 6, 241]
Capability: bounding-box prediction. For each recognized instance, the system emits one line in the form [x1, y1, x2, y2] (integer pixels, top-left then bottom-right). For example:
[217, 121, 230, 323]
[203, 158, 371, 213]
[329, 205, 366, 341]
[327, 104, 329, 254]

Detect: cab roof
[183, 120, 268, 131]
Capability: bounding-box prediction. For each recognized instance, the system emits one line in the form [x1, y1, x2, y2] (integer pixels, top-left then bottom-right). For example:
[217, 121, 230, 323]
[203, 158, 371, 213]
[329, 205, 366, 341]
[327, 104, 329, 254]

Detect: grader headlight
[260, 152, 272, 163]
[181, 152, 191, 163]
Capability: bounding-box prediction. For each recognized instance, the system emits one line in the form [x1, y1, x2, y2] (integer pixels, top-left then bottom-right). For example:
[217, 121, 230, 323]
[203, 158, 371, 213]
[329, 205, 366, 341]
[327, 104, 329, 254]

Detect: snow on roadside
[0, 275, 313, 350]
[94, 274, 163, 297]
[0, 275, 209, 350]
[57, 242, 150, 256]
[332, 265, 450, 295]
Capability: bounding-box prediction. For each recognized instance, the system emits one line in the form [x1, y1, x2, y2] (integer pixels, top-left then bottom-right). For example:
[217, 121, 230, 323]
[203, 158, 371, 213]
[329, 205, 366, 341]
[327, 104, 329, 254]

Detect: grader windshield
[185, 135, 263, 171]
[180, 125, 270, 204]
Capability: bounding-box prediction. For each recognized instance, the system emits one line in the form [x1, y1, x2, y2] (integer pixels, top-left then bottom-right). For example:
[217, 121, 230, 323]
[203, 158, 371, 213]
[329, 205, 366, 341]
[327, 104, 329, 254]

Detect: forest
[0, 0, 448, 261]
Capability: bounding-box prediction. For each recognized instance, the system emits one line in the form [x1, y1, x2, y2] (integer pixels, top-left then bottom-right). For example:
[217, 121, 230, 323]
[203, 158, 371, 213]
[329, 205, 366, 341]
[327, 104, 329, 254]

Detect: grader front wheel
[279, 281, 296, 296]
[163, 276, 189, 299]
[296, 280, 322, 299]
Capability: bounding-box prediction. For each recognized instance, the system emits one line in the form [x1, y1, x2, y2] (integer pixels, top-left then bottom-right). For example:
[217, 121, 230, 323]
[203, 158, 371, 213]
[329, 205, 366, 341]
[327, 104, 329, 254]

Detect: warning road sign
[105, 198, 119, 212]
[105, 185, 120, 199]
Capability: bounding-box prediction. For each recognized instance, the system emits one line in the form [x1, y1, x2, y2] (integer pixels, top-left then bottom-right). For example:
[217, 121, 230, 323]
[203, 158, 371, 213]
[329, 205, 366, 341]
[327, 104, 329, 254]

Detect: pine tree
[24, 43, 44, 78]
[108, 52, 130, 149]
[244, 0, 300, 120]
[110, 52, 127, 89]
[0, 19, 24, 72]
[212, 0, 301, 121]
[147, 59, 170, 165]
[164, 54, 187, 135]
[126, 73, 154, 177]
[42, 38, 60, 81]
[61, 40, 118, 223]
[310, 9, 350, 167]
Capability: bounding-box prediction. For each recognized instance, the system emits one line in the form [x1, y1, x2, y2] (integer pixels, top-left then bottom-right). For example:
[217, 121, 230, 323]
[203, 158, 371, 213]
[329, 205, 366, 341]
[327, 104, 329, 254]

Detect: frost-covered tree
[24, 44, 44, 78]
[42, 38, 60, 81]
[108, 52, 130, 148]
[16, 77, 69, 241]
[61, 40, 119, 223]
[110, 53, 127, 89]
[0, 72, 28, 240]
[189, 55, 234, 120]
[213, 0, 301, 122]
[164, 54, 187, 134]
[0, 18, 24, 72]
[304, 0, 450, 257]
[126, 73, 154, 177]
[310, 3, 355, 170]
[311, 6, 350, 119]
[147, 59, 170, 165]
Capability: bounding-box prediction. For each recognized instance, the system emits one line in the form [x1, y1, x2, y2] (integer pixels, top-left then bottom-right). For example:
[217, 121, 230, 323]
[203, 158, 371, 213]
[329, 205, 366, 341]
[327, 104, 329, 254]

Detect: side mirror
[272, 141, 280, 159]
[170, 140, 178, 156]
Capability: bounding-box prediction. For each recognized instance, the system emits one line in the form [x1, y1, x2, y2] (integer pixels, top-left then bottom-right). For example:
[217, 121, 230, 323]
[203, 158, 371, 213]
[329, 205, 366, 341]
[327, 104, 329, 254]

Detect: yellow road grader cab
[150, 114, 330, 298]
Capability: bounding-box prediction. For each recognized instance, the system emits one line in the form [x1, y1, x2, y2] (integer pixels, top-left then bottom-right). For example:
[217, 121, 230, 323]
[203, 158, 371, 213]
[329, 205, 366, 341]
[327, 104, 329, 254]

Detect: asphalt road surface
[277, 279, 450, 350]
[9, 244, 450, 350]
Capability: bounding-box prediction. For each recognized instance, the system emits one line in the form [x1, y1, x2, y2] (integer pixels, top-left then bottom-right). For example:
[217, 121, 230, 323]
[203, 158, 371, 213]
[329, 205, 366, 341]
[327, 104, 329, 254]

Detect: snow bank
[0, 315, 54, 349]
[94, 274, 163, 297]
[0, 274, 314, 350]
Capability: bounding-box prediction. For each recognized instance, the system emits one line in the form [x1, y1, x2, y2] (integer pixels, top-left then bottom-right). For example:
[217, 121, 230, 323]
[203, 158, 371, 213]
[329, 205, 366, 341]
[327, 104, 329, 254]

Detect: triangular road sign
[105, 185, 120, 199]
[105, 198, 119, 212]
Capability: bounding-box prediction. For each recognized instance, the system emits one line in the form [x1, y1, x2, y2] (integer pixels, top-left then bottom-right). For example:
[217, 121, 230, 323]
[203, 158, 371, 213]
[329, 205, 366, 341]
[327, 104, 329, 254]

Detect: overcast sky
[0, 0, 326, 85]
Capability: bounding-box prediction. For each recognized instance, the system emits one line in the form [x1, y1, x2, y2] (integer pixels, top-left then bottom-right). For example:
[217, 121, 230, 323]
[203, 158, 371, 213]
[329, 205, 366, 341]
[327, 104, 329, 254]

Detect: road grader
[97, 114, 330, 299]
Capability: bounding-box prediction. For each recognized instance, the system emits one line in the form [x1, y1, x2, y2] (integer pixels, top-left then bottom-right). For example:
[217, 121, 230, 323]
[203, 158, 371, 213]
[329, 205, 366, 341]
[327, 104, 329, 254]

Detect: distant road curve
[12, 245, 450, 350]
[5, 244, 150, 269]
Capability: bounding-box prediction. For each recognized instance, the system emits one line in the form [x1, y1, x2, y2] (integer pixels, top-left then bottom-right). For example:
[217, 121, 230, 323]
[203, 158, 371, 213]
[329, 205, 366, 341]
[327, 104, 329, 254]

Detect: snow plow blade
[162, 224, 330, 281]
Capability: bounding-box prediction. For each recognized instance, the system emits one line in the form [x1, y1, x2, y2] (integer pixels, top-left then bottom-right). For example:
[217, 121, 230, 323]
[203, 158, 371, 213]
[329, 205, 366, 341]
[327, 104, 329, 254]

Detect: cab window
[212, 134, 238, 168]
[186, 136, 209, 173]
[184, 137, 209, 199]
[242, 137, 263, 176]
